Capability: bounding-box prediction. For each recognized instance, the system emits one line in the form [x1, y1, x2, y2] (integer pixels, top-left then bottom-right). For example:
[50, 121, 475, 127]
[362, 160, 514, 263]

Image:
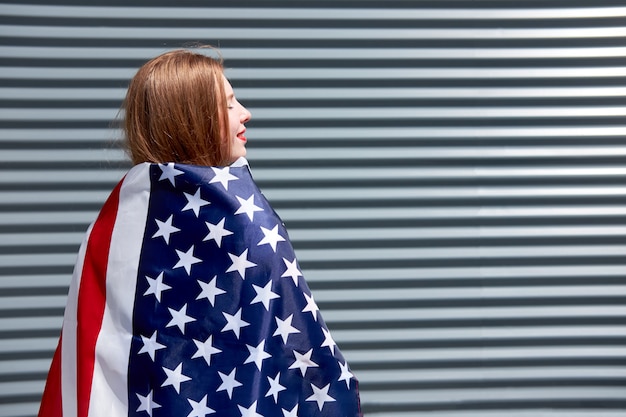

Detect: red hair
[123, 49, 231, 166]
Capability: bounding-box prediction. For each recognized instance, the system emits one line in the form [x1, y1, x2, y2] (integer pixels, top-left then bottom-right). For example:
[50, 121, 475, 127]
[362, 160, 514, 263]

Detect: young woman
[39, 49, 362, 417]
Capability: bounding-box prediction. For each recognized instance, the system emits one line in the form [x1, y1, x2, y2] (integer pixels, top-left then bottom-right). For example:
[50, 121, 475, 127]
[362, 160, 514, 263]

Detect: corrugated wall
[1, 1, 626, 416]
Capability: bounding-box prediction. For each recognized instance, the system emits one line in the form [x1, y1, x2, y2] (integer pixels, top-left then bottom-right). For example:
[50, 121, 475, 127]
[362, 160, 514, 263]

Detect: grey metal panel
[0, 1, 625, 416]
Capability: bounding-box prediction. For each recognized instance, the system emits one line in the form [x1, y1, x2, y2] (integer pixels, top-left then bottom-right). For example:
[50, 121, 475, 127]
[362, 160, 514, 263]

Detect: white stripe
[2, 4, 626, 20]
[356, 366, 626, 384]
[250, 126, 626, 140]
[3, 66, 626, 80]
[88, 164, 151, 417]
[369, 413, 626, 417]
[362, 387, 626, 403]
[297, 245, 626, 262]
[61, 224, 93, 417]
[9, 106, 626, 121]
[3, 46, 626, 60]
[3, 25, 626, 40]
[10, 125, 625, 143]
[3, 85, 626, 100]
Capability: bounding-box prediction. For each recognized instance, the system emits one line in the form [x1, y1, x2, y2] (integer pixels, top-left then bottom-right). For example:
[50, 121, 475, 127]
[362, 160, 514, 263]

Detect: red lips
[237, 129, 247, 142]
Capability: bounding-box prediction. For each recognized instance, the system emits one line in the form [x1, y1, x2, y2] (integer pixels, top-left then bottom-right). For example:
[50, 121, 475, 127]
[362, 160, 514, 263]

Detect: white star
[222, 308, 250, 339]
[273, 314, 300, 344]
[237, 401, 263, 417]
[143, 272, 171, 302]
[196, 275, 226, 306]
[166, 304, 196, 334]
[226, 249, 257, 280]
[281, 257, 302, 287]
[152, 215, 180, 244]
[244, 340, 272, 371]
[138, 331, 166, 361]
[321, 327, 337, 355]
[174, 245, 202, 275]
[257, 225, 286, 252]
[182, 187, 210, 217]
[302, 292, 320, 321]
[306, 383, 335, 411]
[281, 404, 298, 417]
[203, 217, 233, 247]
[251, 280, 280, 311]
[338, 360, 354, 389]
[136, 390, 161, 416]
[187, 394, 215, 417]
[158, 163, 183, 186]
[265, 372, 286, 403]
[161, 363, 191, 394]
[289, 349, 318, 377]
[192, 334, 222, 366]
[210, 166, 238, 190]
[234, 194, 263, 221]
[217, 368, 242, 399]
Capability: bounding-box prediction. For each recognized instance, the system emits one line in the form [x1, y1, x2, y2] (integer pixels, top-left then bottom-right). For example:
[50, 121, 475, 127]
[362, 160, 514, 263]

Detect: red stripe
[75, 180, 123, 417]
[38, 335, 63, 417]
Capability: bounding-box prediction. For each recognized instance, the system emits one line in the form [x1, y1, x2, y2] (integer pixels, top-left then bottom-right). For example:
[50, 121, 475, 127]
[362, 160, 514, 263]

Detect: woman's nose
[241, 106, 251, 123]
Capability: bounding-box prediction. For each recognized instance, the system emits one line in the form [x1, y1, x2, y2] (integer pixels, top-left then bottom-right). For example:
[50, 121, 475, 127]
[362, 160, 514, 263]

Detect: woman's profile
[38, 48, 362, 417]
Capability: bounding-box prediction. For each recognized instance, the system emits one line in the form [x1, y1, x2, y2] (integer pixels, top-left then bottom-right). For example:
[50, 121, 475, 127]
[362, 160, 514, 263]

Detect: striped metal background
[1, 1, 626, 416]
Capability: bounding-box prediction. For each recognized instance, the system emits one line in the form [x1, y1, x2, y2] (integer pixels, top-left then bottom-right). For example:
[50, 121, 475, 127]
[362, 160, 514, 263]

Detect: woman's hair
[123, 48, 231, 166]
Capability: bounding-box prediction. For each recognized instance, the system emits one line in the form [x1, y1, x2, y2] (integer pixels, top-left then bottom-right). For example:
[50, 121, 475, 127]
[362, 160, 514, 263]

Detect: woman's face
[223, 77, 252, 163]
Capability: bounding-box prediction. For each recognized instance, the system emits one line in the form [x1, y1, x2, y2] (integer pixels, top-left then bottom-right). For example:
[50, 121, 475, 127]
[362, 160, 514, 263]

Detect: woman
[39, 49, 362, 417]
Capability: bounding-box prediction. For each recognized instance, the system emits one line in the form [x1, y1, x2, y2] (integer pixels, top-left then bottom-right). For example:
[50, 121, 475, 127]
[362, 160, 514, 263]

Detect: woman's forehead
[222, 76, 234, 95]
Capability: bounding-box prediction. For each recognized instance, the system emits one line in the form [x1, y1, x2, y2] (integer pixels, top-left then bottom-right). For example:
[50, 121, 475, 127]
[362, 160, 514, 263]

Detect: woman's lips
[237, 130, 247, 142]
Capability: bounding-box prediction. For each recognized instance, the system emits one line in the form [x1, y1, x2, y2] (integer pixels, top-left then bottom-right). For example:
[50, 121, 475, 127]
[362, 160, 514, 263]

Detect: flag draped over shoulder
[39, 160, 362, 417]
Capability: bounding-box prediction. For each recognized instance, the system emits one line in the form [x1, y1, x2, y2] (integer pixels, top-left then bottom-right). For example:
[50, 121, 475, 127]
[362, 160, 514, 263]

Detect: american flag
[39, 159, 362, 417]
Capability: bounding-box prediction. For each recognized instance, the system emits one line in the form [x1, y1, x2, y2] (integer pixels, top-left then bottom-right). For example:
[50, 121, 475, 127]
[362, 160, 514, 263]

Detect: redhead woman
[39, 49, 362, 417]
